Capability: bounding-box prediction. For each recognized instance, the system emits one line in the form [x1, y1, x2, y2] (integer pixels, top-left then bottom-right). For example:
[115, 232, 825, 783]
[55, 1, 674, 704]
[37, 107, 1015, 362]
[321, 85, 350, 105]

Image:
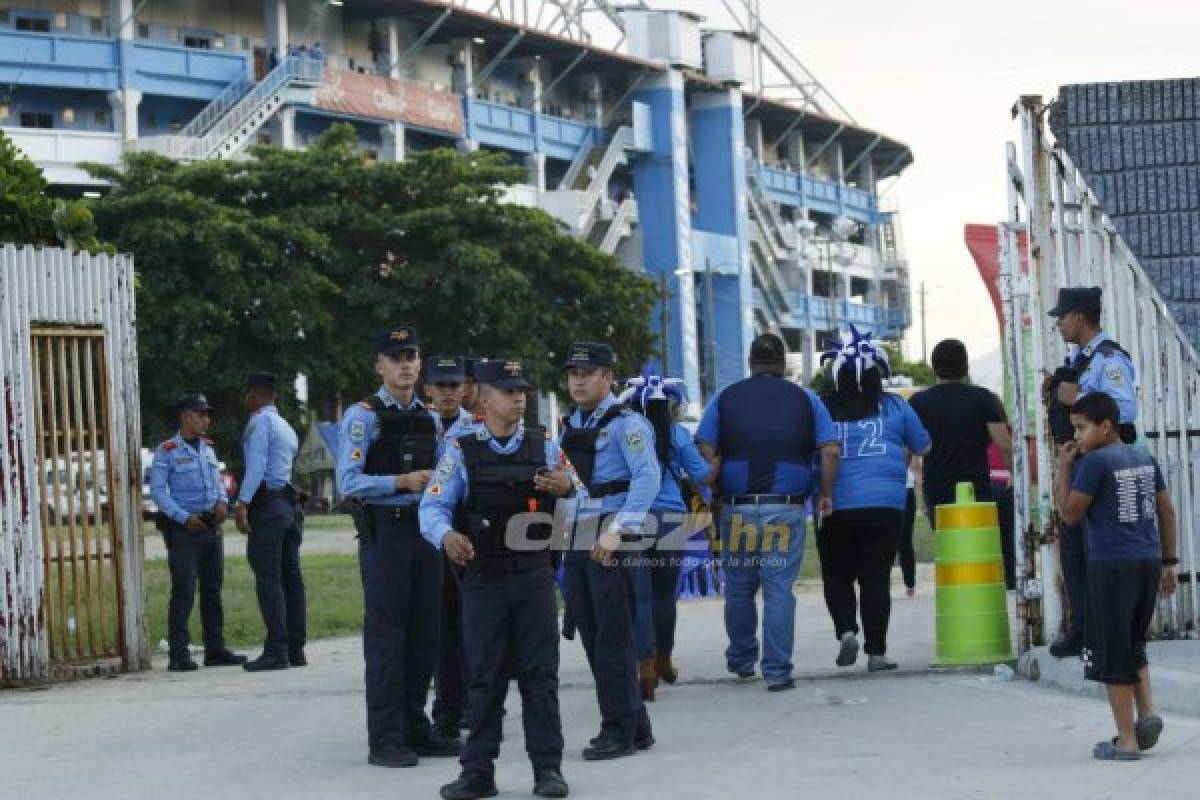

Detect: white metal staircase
[136, 57, 322, 161]
[574, 126, 634, 237]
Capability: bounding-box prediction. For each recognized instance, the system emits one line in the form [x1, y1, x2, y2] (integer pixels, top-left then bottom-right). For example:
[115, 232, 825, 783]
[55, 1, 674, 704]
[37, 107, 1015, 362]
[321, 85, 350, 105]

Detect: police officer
[420, 358, 574, 800]
[235, 371, 306, 672]
[559, 342, 660, 760]
[150, 393, 245, 672]
[426, 355, 473, 741]
[336, 328, 460, 767]
[1044, 286, 1138, 659]
[461, 357, 483, 418]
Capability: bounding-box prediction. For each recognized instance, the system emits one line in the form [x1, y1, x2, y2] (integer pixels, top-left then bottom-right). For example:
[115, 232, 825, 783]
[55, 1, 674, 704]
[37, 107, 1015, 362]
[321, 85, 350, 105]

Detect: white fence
[0, 244, 147, 683]
[1002, 97, 1200, 649]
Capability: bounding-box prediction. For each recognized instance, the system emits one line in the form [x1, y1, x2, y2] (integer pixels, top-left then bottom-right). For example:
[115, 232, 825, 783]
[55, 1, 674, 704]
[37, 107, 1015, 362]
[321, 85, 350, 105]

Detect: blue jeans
[719, 502, 808, 685]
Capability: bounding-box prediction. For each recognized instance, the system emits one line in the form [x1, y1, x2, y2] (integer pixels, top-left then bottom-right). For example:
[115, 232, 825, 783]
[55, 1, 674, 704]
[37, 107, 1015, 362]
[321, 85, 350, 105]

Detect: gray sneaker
[867, 655, 898, 672]
[835, 633, 859, 667]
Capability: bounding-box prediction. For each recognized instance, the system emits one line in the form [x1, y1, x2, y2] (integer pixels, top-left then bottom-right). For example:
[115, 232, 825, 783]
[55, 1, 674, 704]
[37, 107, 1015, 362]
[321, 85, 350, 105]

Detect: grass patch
[142, 514, 936, 649]
[144, 552, 362, 650]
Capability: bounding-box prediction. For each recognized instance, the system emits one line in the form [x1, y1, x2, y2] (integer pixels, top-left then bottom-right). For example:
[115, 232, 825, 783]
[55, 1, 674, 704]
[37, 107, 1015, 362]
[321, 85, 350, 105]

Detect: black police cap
[375, 326, 420, 355]
[175, 392, 214, 413]
[1047, 287, 1102, 318]
[245, 371, 278, 391]
[475, 358, 531, 390]
[561, 342, 616, 370]
[426, 355, 466, 384]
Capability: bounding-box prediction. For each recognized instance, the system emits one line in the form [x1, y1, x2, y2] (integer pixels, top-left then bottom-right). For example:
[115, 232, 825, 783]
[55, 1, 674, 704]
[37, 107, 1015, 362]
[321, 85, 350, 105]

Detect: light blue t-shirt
[826, 394, 931, 511]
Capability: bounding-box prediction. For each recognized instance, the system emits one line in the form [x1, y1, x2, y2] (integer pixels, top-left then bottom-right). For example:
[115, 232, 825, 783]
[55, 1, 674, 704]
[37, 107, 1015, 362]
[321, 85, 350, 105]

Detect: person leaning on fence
[695, 332, 840, 692]
[816, 327, 931, 673]
[149, 393, 245, 672]
[617, 374, 717, 701]
[1054, 392, 1178, 761]
[1044, 286, 1139, 660]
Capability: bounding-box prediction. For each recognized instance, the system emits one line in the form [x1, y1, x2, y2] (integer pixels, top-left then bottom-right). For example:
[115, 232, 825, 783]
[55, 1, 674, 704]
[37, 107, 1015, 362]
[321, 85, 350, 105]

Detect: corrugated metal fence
[1, 244, 149, 683]
[1002, 98, 1200, 650]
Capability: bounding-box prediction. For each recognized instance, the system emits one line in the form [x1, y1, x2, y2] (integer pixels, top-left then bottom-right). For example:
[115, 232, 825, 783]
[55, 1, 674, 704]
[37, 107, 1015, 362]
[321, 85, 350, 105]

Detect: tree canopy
[0, 130, 105, 251]
[86, 125, 658, 451]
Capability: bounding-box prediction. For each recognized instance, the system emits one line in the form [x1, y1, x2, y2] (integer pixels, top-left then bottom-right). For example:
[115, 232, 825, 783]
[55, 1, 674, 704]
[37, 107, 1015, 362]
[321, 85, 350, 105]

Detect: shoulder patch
[625, 429, 645, 451]
[349, 420, 367, 444]
[350, 447, 363, 462]
[1105, 365, 1125, 387]
[162, 440, 177, 451]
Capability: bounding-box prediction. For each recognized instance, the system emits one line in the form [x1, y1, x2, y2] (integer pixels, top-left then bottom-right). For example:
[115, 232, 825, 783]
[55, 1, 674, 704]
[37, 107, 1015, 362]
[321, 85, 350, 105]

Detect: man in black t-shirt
[909, 339, 1012, 522]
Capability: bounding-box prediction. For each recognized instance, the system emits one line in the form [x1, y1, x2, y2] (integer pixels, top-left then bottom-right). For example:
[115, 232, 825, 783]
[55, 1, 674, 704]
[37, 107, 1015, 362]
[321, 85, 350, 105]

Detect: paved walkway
[3, 574, 1198, 800]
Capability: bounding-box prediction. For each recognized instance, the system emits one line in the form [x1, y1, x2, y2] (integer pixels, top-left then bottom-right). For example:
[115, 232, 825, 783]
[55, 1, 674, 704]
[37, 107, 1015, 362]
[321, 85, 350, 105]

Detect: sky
[682, 0, 1200, 389]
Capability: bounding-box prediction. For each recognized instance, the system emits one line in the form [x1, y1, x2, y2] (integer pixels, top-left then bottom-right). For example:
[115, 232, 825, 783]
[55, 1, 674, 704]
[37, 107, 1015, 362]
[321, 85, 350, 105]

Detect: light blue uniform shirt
[827, 394, 931, 512]
[238, 405, 298, 505]
[440, 408, 477, 445]
[419, 424, 577, 548]
[1075, 331, 1138, 425]
[652, 424, 712, 513]
[564, 393, 660, 530]
[150, 433, 225, 524]
[336, 388, 443, 508]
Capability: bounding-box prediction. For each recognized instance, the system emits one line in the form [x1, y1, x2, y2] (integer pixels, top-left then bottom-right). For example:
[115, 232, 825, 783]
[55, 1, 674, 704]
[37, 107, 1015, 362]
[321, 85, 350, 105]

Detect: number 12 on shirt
[838, 418, 887, 459]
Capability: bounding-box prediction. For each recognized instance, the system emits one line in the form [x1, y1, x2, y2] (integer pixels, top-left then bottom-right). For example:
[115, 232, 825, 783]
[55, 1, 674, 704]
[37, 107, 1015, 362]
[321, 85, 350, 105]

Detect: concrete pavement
[3, 573, 1198, 800]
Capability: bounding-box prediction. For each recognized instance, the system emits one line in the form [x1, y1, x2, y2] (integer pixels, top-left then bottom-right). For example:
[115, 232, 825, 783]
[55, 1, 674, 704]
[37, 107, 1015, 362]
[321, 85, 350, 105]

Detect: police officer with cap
[1044, 286, 1138, 659]
[236, 371, 305, 672]
[559, 342, 660, 761]
[150, 393, 245, 671]
[336, 328, 460, 767]
[461, 357, 484, 418]
[426, 355, 473, 741]
[420, 358, 576, 799]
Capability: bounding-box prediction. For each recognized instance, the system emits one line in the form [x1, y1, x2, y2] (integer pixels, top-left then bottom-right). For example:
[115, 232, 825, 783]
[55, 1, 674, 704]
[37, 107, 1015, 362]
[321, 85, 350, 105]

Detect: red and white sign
[315, 68, 465, 136]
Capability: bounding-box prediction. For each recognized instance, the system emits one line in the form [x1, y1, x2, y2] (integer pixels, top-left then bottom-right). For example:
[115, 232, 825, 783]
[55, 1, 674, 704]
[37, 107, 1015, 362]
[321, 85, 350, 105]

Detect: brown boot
[638, 657, 658, 702]
[655, 652, 679, 684]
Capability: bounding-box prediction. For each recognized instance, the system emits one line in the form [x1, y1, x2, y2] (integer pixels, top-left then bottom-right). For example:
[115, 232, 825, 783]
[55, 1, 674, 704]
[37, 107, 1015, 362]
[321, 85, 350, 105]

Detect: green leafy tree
[0, 130, 106, 251]
[87, 125, 657, 456]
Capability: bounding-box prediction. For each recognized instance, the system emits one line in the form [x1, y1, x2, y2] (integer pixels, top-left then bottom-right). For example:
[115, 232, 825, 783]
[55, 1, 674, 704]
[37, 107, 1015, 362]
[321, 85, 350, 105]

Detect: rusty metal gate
[30, 329, 125, 664]
[1, 244, 148, 684]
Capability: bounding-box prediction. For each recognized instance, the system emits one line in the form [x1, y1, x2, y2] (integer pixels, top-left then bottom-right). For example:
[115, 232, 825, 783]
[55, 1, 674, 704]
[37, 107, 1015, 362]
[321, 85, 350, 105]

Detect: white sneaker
[868, 655, 898, 672]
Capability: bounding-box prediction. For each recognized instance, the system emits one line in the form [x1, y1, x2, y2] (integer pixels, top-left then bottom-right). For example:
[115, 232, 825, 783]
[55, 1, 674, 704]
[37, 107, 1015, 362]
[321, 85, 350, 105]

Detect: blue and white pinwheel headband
[820, 324, 891, 387]
[618, 374, 687, 409]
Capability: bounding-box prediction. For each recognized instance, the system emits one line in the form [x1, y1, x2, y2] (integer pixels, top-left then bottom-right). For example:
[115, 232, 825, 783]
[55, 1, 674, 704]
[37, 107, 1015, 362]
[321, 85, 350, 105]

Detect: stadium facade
[1, 0, 914, 402]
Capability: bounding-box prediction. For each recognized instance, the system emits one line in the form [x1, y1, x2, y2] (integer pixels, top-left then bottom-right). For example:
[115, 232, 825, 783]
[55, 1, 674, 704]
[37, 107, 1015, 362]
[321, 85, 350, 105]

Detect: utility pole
[918, 281, 928, 363]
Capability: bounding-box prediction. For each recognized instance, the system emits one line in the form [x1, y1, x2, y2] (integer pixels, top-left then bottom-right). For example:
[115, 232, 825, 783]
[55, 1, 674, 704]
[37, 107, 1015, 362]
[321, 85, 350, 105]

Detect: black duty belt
[590, 480, 631, 498]
[468, 551, 552, 578]
[726, 493, 806, 506]
[367, 504, 419, 524]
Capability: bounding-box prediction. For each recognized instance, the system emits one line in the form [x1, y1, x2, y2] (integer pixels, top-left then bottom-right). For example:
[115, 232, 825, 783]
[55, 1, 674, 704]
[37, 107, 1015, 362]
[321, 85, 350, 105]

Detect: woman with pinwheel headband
[618, 375, 717, 701]
[817, 326, 931, 672]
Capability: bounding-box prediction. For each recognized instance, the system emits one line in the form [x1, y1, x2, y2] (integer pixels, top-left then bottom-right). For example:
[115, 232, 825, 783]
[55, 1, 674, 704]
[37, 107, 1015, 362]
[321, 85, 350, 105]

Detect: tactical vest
[1047, 339, 1133, 445]
[560, 405, 631, 497]
[459, 428, 553, 569]
[362, 396, 438, 476]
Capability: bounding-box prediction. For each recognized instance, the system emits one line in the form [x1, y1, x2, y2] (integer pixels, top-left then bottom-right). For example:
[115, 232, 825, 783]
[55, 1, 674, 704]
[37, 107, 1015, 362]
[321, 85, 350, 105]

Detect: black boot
[409, 731, 463, 757]
[204, 648, 247, 667]
[533, 768, 569, 798]
[582, 738, 635, 761]
[168, 654, 198, 672]
[440, 769, 498, 800]
[242, 653, 289, 672]
[288, 648, 307, 667]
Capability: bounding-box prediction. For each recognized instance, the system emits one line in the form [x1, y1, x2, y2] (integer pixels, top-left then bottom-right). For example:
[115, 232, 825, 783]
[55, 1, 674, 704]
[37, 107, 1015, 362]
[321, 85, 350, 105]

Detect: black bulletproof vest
[717, 375, 815, 494]
[1048, 339, 1132, 445]
[559, 405, 628, 488]
[459, 428, 553, 558]
[362, 396, 438, 476]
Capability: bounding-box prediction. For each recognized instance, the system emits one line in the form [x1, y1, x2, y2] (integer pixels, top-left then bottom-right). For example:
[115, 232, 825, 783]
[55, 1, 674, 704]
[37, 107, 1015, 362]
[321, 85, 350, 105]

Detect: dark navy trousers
[359, 509, 442, 753]
[246, 495, 306, 658]
[561, 548, 651, 745]
[433, 557, 467, 731]
[460, 564, 563, 773]
[1060, 522, 1087, 640]
[164, 524, 225, 657]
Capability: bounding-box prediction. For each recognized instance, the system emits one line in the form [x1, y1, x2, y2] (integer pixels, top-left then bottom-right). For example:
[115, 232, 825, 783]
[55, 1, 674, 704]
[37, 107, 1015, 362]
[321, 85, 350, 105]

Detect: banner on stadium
[316, 68, 465, 136]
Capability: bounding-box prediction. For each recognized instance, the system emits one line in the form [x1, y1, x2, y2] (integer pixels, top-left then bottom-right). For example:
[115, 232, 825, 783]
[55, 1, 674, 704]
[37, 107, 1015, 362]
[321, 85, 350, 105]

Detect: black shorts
[1082, 559, 1161, 685]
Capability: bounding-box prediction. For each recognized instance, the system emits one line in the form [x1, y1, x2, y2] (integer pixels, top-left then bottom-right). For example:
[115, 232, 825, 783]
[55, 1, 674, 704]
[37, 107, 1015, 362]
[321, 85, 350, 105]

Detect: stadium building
[1, 0, 914, 401]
